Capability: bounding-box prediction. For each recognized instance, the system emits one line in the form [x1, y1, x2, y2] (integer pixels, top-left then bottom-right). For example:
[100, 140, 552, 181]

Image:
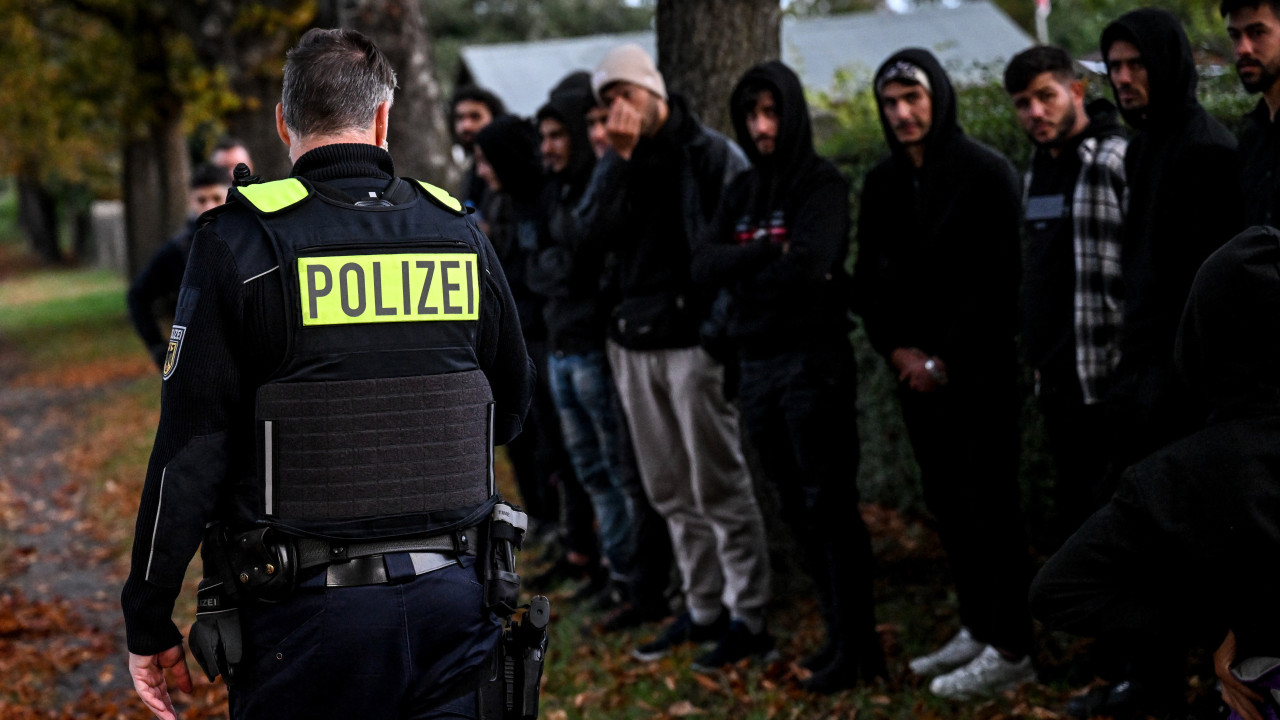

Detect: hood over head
[536, 70, 596, 189]
[474, 114, 543, 206]
[1176, 226, 1280, 419]
[1100, 8, 1199, 130]
[729, 61, 816, 171]
[872, 48, 960, 161]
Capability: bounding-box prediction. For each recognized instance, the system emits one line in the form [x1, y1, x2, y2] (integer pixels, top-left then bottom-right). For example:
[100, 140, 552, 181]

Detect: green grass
[0, 265, 141, 368]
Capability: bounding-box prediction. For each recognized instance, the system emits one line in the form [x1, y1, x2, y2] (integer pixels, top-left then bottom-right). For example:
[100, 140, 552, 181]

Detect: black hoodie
[1031, 227, 1280, 659]
[851, 48, 1022, 386]
[475, 115, 547, 341]
[526, 71, 612, 355]
[1100, 9, 1243, 451]
[690, 60, 852, 356]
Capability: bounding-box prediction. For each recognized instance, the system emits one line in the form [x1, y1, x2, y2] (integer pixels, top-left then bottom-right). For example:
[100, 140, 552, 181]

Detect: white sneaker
[907, 627, 985, 676]
[928, 645, 1036, 699]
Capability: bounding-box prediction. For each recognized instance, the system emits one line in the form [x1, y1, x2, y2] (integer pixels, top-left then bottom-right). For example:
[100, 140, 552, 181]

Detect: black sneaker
[601, 601, 670, 633]
[690, 620, 778, 671]
[632, 611, 729, 662]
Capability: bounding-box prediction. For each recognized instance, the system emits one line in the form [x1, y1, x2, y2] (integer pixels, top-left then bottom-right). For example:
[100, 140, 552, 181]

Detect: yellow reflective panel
[237, 179, 308, 213]
[416, 180, 464, 213]
[298, 253, 480, 326]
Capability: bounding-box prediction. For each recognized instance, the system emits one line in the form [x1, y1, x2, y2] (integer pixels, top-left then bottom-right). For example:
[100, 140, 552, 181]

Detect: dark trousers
[738, 346, 878, 656]
[898, 378, 1033, 656]
[229, 557, 501, 720]
[506, 340, 572, 532]
[1038, 393, 1113, 552]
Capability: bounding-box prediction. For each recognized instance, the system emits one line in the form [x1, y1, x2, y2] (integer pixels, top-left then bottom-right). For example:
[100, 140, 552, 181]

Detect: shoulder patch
[232, 179, 311, 215]
[413, 180, 465, 215]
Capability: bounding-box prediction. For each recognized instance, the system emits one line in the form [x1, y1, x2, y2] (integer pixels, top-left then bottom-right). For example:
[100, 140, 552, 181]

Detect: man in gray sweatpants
[576, 43, 773, 670]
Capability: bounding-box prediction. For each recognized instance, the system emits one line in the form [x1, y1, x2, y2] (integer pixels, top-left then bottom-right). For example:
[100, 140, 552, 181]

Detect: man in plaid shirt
[1003, 45, 1128, 551]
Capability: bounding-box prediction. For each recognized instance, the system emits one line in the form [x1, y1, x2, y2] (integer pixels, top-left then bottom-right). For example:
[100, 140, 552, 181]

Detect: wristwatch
[924, 357, 947, 383]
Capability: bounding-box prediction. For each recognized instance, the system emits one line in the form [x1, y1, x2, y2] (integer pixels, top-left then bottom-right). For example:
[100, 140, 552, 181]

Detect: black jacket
[1032, 226, 1280, 659]
[1101, 8, 1243, 444]
[1020, 100, 1127, 392]
[1239, 99, 1280, 227]
[691, 60, 851, 357]
[851, 48, 1022, 386]
[476, 116, 547, 342]
[576, 94, 749, 350]
[525, 71, 612, 356]
[127, 219, 198, 366]
[120, 144, 533, 655]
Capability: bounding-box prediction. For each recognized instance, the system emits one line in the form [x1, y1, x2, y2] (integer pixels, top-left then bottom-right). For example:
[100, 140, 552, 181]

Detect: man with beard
[852, 48, 1034, 699]
[1101, 9, 1242, 472]
[1224, 0, 1280, 226]
[692, 60, 885, 694]
[451, 85, 506, 211]
[1003, 46, 1128, 551]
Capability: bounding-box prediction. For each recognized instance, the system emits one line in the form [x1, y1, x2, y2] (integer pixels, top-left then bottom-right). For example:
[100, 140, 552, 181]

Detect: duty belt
[294, 527, 479, 588]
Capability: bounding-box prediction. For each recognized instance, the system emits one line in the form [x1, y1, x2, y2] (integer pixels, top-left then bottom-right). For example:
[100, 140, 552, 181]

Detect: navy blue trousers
[228, 556, 501, 720]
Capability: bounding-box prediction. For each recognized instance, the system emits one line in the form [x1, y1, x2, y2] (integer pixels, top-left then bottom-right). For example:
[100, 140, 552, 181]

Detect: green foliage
[1041, 0, 1231, 60]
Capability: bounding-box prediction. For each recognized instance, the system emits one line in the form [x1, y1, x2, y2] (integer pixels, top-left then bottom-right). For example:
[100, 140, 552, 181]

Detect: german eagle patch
[162, 325, 186, 380]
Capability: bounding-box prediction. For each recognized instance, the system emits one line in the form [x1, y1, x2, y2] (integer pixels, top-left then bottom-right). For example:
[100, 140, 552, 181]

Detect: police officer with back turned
[121, 28, 536, 720]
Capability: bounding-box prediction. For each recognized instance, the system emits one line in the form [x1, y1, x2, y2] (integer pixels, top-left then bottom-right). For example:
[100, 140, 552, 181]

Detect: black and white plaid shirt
[1069, 134, 1127, 404]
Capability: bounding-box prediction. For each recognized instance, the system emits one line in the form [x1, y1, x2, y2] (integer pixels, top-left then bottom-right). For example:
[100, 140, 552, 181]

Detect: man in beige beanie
[577, 43, 774, 672]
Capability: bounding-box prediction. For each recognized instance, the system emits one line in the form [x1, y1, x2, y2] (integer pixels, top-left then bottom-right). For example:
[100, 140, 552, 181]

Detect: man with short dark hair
[692, 60, 884, 694]
[1222, 0, 1280, 225]
[209, 137, 253, 183]
[577, 43, 773, 671]
[1003, 45, 1128, 549]
[121, 28, 533, 720]
[852, 47, 1034, 699]
[451, 85, 507, 209]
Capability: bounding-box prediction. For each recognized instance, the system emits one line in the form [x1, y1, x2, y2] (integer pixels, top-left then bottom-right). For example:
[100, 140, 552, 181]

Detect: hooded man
[691, 60, 884, 694]
[1223, 0, 1280, 226]
[1032, 226, 1280, 720]
[1101, 9, 1243, 470]
[1003, 45, 1129, 551]
[851, 48, 1034, 699]
[576, 43, 774, 672]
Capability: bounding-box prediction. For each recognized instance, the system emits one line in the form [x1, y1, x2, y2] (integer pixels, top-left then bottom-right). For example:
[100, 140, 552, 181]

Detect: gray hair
[281, 28, 397, 139]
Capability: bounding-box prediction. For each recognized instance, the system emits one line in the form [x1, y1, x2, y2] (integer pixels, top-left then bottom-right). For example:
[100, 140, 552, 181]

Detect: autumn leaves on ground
[1, 235, 1096, 719]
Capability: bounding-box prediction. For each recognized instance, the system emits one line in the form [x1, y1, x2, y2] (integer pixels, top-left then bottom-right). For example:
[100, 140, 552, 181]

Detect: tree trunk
[655, 0, 781, 136]
[16, 171, 60, 264]
[320, 0, 459, 190]
[123, 111, 188, 278]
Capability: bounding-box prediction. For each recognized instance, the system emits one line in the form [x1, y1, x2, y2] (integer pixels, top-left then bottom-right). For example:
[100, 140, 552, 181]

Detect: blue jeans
[547, 351, 634, 578]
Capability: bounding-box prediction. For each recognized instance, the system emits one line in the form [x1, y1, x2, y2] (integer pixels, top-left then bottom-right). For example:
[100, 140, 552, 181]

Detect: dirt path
[0, 345, 139, 712]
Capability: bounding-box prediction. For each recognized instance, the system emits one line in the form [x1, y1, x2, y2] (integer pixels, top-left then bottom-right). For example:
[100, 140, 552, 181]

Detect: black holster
[478, 596, 551, 720]
[482, 501, 528, 616]
[189, 527, 245, 684]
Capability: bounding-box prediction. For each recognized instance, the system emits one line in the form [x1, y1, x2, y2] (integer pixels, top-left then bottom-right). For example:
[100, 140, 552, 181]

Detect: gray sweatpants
[607, 341, 771, 624]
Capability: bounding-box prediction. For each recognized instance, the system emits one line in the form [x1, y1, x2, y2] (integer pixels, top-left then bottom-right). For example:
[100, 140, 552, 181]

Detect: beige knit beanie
[592, 43, 668, 102]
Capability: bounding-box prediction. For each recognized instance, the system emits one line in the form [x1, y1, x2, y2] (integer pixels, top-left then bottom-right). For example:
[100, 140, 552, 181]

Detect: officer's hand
[1216, 630, 1265, 720]
[606, 98, 642, 161]
[129, 646, 194, 720]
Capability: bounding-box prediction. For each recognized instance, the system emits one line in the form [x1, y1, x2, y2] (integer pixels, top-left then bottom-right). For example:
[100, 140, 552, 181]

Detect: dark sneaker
[690, 620, 779, 671]
[801, 646, 888, 695]
[601, 601, 670, 633]
[528, 556, 593, 591]
[632, 611, 729, 662]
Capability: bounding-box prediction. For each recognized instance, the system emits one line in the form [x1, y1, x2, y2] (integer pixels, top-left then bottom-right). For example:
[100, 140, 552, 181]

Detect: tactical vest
[232, 177, 497, 541]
